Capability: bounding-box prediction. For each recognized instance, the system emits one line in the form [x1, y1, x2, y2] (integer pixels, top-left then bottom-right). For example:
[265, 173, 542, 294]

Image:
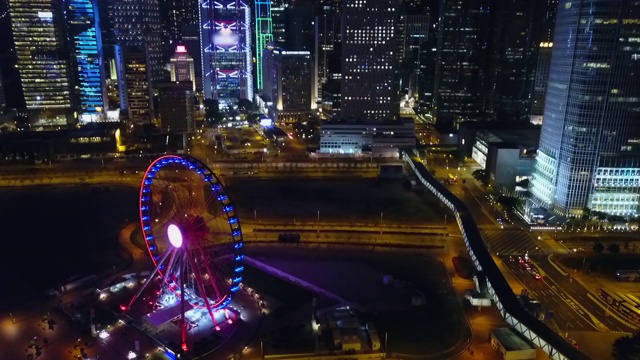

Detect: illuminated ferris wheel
[124, 155, 244, 351]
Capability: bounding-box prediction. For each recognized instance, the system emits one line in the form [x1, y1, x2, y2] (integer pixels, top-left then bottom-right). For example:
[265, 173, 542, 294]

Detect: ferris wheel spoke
[185, 251, 220, 325]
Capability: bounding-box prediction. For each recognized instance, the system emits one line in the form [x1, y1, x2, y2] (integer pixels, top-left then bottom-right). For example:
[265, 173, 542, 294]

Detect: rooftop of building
[323, 117, 414, 126]
[490, 327, 536, 352]
[476, 127, 540, 148]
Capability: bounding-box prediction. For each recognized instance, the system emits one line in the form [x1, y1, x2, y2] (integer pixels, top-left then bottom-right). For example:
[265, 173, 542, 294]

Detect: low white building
[319, 118, 415, 157]
[489, 327, 536, 360]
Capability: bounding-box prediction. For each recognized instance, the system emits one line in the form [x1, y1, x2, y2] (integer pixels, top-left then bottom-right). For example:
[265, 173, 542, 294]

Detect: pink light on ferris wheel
[167, 224, 183, 248]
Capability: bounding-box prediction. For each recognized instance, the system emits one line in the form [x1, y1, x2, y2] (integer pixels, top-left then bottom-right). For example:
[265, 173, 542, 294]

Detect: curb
[547, 254, 568, 276]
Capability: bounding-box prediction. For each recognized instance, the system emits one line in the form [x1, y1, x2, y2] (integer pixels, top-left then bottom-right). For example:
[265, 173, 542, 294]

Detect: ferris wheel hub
[167, 224, 184, 248]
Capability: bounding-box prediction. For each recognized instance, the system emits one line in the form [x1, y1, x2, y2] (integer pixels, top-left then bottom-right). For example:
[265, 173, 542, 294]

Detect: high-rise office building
[0, 73, 6, 110]
[341, 0, 398, 120]
[109, 0, 164, 83]
[279, 51, 313, 111]
[530, 41, 553, 123]
[530, 0, 558, 123]
[271, 0, 286, 44]
[8, 0, 73, 116]
[315, 0, 341, 108]
[159, 0, 199, 43]
[169, 45, 196, 91]
[115, 45, 154, 123]
[263, 47, 313, 122]
[65, 0, 107, 122]
[157, 82, 195, 133]
[492, 0, 543, 123]
[397, 9, 430, 99]
[286, 0, 315, 52]
[529, 0, 640, 218]
[200, 0, 253, 106]
[255, 0, 273, 91]
[433, 0, 491, 130]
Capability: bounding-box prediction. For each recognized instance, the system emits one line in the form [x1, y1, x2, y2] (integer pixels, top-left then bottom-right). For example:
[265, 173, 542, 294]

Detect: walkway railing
[402, 152, 590, 360]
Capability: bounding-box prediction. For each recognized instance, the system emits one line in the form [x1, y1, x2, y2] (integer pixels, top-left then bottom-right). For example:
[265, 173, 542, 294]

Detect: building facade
[109, 0, 164, 83]
[65, 0, 107, 122]
[529, 0, 640, 218]
[8, 0, 73, 120]
[157, 82, 195, 133]
[492, 0, 543, 123]
[271, 0, 286, 44]
[262, 48, 313, 123]
[397, 3, 430, 100]
[169, 45, 196, 91]
[0, 72, 6, 111]
[433, 0, 491, 130]
[530, 0, 558, 124]
[319, 118, 415, 157]
[315, 0, 342, 112]
[341, 0, 398, 120]
[471, 129, 539, 193]
[200, 0, 253, 106]
[254, 0, 273, 91]
[115, 45, 154, 123]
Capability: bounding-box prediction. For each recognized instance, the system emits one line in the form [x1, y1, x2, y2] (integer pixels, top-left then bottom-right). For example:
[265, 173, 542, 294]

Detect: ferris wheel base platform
[144, 302, 195, 331]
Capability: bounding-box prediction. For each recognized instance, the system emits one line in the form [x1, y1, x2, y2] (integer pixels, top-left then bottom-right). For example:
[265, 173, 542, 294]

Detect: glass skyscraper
[8, 0, 72, 111]
[200, 0, 253, 106]
[529, 0, 640, 217]
[65, 0, 106, 119]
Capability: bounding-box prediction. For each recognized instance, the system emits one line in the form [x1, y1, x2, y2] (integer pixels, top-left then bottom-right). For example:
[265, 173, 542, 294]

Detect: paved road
[533, 255, 637, 334]
[500, 257, 598, 333]
[481, 230, 546, 256]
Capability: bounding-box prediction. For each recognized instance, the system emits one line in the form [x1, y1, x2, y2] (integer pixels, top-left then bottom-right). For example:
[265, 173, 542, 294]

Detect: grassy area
[244, 248, 465, 356]
[241, 264, 313, 319]
[0, 186, 137, 309]
[225, 178, 444, 224]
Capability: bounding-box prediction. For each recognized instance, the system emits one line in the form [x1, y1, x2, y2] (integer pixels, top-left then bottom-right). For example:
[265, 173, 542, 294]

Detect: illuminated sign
[38, 11, 53, 19]
[176, 45, 187, 53]
[260, 118, 273, 127]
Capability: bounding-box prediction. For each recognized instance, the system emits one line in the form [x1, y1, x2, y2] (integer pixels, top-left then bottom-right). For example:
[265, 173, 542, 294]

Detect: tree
[607, 243, 621, 254]
[515, 178, 529, 188]
[612, 332, 640, 360]
[203, 98, 220, 124]
[593, 242, 605, 254]
[451, 149, 466, 162]
[496, 196, 519, 210]
[237, 98, 254, 114]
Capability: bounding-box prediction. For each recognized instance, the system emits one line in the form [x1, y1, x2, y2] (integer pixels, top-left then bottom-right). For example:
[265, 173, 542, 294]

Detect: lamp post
[384, 331, 388, 354]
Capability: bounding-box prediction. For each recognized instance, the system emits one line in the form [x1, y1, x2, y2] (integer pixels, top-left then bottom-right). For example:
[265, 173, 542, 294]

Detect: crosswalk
[480, 229, 545, 256]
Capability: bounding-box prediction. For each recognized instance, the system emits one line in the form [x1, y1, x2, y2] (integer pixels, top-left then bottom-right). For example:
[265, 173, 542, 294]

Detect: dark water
[0, 186, 139, 309]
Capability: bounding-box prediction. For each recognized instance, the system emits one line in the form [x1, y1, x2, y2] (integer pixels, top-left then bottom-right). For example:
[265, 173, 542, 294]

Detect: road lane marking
[586, 293, 638, 332]
[542, 277, 602, 331]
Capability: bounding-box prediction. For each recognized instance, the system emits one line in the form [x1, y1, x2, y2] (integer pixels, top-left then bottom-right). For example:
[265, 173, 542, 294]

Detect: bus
[599, 288, 626, 308]
[599, 288, 640, 325]
[447, 174, 458, 184]
[616, 270, 640, 282]
[618, 302, 640, 325]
